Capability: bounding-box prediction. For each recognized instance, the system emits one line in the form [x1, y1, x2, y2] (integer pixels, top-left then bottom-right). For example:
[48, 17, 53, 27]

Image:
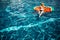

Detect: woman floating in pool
[34, 3, 52, 17]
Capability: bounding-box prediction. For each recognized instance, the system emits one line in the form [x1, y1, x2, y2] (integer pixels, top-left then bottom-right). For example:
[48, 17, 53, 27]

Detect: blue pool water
[0, 0, 60, 40]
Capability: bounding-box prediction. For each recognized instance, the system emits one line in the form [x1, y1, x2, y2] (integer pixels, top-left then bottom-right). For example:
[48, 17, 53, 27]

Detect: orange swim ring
[34, 6, 52, 13]
[34, 3, 52, 13]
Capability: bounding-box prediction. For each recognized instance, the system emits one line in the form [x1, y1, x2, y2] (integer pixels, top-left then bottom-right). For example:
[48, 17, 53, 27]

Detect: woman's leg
[38, 10, 44, 17]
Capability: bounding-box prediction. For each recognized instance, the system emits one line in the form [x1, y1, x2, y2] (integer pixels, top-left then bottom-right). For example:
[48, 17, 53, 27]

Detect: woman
[34, 3, 52, 17]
